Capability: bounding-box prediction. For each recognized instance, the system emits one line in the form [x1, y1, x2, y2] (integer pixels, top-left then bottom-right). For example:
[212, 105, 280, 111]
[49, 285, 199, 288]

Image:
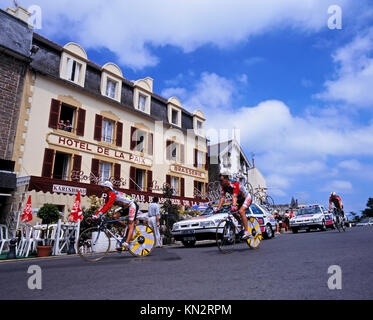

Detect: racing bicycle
[333, 208, 346, 232]
[78, 214, 155, 262]
[253, 187, 274, 209]
[216, 211, 262, 254]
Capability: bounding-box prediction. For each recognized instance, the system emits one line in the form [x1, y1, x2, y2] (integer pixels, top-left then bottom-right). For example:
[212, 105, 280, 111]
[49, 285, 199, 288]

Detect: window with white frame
[196, 120, 203, 135]
[106, 79, 118, 99]
[99, 161, 112, 183]
[135, 168, 146, 191]
[171, 176, 180, 196]
[197, 150, 204, 169]
[102, 118, 115, 143]
[138, 94, 147, 112]
[66, 58, 82, 83]
[171, 109, 180, 126]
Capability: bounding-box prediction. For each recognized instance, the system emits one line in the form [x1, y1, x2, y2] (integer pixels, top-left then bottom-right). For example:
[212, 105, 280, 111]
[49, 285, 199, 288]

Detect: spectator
[65, 120, 73, 132]
[284, 211, 290, 232]
[58, 120, 65, 130]
[148, 196, 162, 248]
[273, 210, 281, 235]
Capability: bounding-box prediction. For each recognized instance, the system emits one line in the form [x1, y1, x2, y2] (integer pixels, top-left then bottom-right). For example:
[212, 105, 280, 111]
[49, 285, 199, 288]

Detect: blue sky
[3, 0, 373, 215]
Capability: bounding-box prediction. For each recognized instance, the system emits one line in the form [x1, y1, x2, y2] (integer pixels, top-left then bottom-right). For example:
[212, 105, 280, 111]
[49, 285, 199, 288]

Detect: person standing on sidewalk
[148, 197, 162, 248]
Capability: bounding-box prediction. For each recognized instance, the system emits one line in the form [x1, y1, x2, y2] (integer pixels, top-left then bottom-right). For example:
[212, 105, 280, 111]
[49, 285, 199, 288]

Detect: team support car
[321, 207, 335, 229]
[172, 201, 277, 247]
[290, 204, 329, 233]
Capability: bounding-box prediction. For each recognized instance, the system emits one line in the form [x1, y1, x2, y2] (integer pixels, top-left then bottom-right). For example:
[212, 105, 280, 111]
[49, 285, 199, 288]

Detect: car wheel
[263, 224, 273, 239]
[306, 228, 311, 232]
[320, 220, 327, 231]
[292, 228, 298, 234]
[182, 240, 196, 248]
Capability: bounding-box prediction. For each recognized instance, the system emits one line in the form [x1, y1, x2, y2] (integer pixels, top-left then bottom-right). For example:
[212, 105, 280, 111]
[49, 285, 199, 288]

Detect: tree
[290, 197, 296, 209]
[362, 198, 373, 218]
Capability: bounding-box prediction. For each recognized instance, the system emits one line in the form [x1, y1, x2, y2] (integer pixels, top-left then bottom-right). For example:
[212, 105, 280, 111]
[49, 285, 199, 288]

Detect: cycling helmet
[102, 181, 114, 190]
[331, 192, 336, 197]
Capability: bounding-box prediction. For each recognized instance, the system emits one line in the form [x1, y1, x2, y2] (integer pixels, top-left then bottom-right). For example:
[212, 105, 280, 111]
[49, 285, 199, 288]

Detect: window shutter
[205, 183, 209, 199]
[94, 114, 103, 141]
[71, 155, 82, 182]
[114, 163, 121, 187]
[147, 170, 153, 192]
[205, 152, 209, 170]
[129, 166, 136, 190]
[130, 127, 137, 150]
[166, 175, 171, 187]
[166, 141, 172, 161]
[48, 99, 61, 129]
[194, 149, 198, 168]
[41, 148, 55, 178]
[90, 159, 100, 184]
[180, 178, 185, 198]
[116, 122, 123, 147]
[180, 145, 185, 164]
[148, 133, 153, 156]
[76, 108, 86, 136]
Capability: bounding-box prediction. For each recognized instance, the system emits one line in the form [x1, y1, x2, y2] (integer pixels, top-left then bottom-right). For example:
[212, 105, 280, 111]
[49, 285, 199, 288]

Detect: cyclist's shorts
[241, 194, 252, 209]
[128, 202, 139, 222]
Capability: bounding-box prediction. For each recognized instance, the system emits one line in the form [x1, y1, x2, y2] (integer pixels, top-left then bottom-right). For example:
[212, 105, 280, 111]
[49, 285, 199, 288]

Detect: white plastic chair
[0, 225, 11, 255]
[17, 224, 33, 257]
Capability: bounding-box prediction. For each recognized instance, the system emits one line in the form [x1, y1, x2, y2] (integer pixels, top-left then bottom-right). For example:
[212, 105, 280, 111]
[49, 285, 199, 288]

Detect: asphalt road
[0, 227, 372, 300]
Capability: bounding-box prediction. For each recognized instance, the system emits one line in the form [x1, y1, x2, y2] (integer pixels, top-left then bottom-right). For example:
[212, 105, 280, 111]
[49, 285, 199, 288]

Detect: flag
[69, 191, 83, 222]
[20, 195, 33, 223]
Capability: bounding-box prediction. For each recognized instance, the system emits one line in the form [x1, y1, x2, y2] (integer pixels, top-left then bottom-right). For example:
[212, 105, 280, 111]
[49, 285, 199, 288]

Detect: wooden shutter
[114, 163, 121, 187]
[76, 108, 86, 136]
[94, 114, 103, 141]
[129, 166, 136, 190]
[166, 141, 172, 160]
[194, 149, 198, 168]
[205, 183, 209, 199]
[41, 148, 55, 178]
[166, 175, 171, 187]
[90, 159, 100, 184]
[71, 155, 82, 182]
[48, 99, 61, 129]
[116, 122, 123, 147]
[180, 145, 185, 164]
[130, 127, 137, 150]
[147, 170, 153, 192]
[205, 152, 209, 170]
[148, 133, 153, 156]
[180, 178, 185, 198]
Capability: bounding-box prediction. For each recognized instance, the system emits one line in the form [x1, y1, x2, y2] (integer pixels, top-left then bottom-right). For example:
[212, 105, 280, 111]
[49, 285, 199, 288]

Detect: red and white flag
[69, 191, 83, 222]
[20, 195, 33, 223]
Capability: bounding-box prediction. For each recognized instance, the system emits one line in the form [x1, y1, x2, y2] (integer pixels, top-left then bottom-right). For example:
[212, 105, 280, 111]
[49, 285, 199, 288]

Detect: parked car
[171, 201, 276, 247]
[356, 218, 373, 227]
[290, 204, 328, 233]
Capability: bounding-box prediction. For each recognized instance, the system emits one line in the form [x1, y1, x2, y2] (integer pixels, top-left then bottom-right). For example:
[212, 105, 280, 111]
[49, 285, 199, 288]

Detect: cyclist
[93, 181, 139, 251]
[215, 174, 252, 239]
[329, 192, 345, 220]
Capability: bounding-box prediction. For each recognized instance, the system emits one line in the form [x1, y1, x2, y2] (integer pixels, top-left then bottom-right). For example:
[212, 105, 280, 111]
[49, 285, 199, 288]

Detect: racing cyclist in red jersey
[215, 174, 252, 239]
[329, 192, 345, 220]
[93, 181, 139, 250]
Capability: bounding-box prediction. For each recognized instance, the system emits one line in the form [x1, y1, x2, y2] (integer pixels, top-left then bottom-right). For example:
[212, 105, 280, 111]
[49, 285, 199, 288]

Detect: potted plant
[36, 204, 61, 257]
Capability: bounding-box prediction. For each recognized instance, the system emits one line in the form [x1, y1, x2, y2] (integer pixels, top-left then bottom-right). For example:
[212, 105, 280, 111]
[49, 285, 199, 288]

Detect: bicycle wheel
[78, 227, 111, 262]
[246, 217, 262, 249]
[216, 219, 236, 254]
[264, 195, 275, 208]
[128, 224, 155, 257]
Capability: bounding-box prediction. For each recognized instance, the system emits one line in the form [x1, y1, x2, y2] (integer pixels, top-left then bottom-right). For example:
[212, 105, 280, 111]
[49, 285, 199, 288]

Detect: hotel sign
[52, 184, 87, 196]
[171, 165, 206, 179]
[47, 133, 152, 167]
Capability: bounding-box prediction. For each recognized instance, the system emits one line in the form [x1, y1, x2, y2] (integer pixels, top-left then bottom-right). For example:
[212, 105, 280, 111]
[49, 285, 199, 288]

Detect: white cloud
[321, 180, 353, 193]
[338, 159, 362, 171]
[316, 27, 373, 107]
[6, 0, 352, 69]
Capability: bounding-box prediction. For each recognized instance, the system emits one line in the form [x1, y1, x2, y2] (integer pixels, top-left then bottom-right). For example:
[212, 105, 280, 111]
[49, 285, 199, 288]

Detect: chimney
[6, 6, 31, 25]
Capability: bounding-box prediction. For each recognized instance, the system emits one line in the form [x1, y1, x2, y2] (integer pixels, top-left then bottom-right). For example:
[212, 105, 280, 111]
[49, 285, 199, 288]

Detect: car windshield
[202, 205, 231, 216]
[297, 207, 321, 216]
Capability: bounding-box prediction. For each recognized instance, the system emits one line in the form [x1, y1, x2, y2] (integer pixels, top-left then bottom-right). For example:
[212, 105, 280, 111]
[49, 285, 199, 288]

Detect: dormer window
[60, 43, 87, 87]
[138, 94, 147, 112]
[106, 78, 118, 99]
[101, 63, 123, 102]
[171, 109, 180, 125]
[167, 97, 183, 128]
[193, 110, 206, 137]
[134, 78, 153, 115]
[66, 58, 82, 83]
